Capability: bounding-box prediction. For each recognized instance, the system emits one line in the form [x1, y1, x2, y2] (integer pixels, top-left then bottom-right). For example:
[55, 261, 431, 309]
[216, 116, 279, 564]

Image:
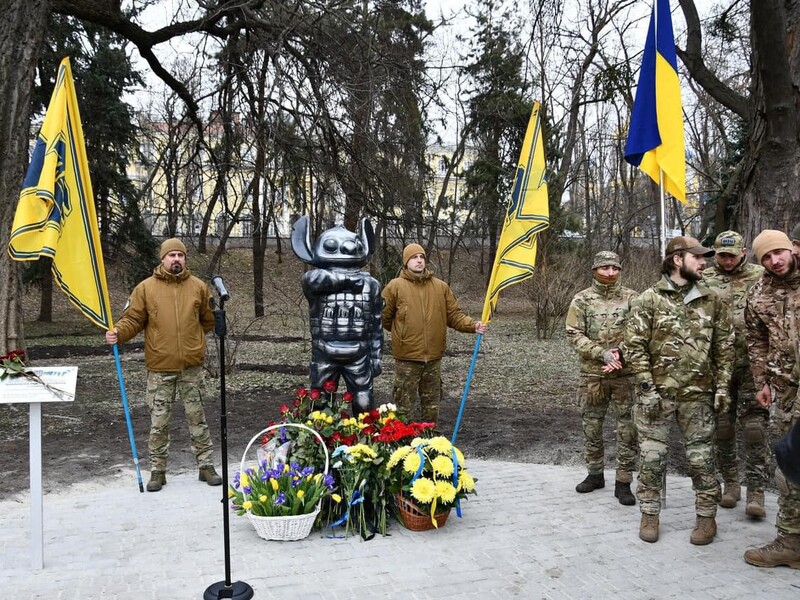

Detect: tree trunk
[0, 0, 50, 354]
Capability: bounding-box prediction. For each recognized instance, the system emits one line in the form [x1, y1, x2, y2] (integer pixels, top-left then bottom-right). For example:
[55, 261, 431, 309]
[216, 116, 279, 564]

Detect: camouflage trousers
[392, 359, 442, 424]
[715, 365, 769, 491]
[635, 397, 720, 517]
[773, 387, 800, 535]
[577, 376, 638, 483]
[146, 366, 214, 472]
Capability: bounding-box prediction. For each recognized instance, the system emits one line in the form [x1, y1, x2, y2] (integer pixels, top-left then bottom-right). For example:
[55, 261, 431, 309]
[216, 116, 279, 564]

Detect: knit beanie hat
[402, 243, 426, 267]
[160, 238, 187, 259]
[752, 230, 791, 263]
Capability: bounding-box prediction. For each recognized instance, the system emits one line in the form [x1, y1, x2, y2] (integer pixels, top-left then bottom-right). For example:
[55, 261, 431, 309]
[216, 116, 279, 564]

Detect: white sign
[0, 367, 77, 404]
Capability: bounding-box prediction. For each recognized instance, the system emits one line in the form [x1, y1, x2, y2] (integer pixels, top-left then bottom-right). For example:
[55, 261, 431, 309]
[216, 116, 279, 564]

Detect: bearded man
[743, 230, 800, 569]
[624, 236, 734, 545]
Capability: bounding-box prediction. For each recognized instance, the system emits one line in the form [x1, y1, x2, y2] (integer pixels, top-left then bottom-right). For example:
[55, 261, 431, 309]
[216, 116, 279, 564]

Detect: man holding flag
[381, 243, 487, 425]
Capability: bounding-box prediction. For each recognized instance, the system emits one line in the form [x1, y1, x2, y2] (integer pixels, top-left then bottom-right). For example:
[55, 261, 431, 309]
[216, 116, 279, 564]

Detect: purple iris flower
[274, 492, 286, 505]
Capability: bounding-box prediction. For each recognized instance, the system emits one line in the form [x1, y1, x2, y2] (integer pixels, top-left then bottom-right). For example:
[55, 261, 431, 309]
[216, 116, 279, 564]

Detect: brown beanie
[752, 230, 791, 263]
[160, 238, 187, 259]
[402, 243, 426, 267]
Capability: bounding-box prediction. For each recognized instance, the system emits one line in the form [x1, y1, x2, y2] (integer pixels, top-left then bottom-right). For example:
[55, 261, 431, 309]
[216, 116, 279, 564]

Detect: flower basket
[239, 423, 330, 541]
[394, 493, 451, 531]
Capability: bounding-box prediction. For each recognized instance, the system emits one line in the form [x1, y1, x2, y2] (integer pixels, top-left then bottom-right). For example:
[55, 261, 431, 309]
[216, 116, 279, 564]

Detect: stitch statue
[291, 215, 383, 412]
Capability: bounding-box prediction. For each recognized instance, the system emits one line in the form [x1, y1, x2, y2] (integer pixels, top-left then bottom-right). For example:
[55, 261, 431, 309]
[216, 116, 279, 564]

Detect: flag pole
[111, 342, 144, 492]
[659, 168, 666, 258]
[450, 333, 483, 446]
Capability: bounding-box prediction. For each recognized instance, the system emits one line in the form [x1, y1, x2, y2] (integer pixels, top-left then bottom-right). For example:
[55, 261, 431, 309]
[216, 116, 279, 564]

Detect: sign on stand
[1, 367, 78, 570]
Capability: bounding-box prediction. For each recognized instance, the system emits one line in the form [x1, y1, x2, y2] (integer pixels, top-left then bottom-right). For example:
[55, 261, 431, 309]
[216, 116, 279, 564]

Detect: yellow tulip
[270, 478, 279, 491]
[297, 490, 305, 499]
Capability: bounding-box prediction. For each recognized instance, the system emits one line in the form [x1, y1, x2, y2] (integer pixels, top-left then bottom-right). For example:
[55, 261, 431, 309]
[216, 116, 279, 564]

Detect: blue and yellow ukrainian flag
[481, 102, 550, 323]
[8, 57, 114, 330]
[624, 0, 686, 203]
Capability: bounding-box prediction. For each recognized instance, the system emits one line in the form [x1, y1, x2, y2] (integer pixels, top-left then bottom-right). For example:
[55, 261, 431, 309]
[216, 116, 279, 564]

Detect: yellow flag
[8, 57, 113, 330]
[481, 102, 550, 323]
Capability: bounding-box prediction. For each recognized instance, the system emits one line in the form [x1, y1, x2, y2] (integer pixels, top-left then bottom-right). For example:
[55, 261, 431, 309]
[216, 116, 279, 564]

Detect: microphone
[211, 275, 230, 301]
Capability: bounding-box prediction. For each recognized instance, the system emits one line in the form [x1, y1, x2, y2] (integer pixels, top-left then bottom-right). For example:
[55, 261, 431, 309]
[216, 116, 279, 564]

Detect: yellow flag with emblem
[8, 57, 113, 330]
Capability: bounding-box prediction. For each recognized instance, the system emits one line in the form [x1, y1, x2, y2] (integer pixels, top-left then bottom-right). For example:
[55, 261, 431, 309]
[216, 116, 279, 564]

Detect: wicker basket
[239, 423, 329, 541]
[395, 493, 451, 531]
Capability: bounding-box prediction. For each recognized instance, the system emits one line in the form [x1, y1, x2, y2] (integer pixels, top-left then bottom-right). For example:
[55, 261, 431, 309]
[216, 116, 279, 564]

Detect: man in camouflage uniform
[566, 251, 638, 505]
[703, 231, 769, 517]
[791, 223, 800, 256]
[625, 236, 734, 545]
[105, 238, 222, 492]
[743, 230, 800, 569]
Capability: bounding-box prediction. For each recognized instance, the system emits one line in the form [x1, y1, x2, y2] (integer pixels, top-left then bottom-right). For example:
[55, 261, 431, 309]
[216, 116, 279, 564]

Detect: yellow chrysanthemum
[458, 470, 476, 493]
[410, 477, 436, 504]
[403, 451, 422, 474]
[410, 437, 426, 448]
[434, 480, 457, 504]
[428, 436, 452, 454]
[350, 444, 377, 460]
[242, 500, 252, 510]
[431, 455, 455, 477]
[387, 446, 412, 468]
[326, 415, 334, 424]
[453, 446, 465, 464]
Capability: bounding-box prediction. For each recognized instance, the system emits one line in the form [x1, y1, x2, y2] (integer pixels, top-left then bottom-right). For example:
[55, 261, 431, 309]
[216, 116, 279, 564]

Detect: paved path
[1, 461, 798, 599]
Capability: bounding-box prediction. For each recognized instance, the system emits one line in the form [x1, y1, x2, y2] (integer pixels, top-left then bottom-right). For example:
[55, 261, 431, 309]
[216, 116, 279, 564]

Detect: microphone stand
[204, 292, 253, 600]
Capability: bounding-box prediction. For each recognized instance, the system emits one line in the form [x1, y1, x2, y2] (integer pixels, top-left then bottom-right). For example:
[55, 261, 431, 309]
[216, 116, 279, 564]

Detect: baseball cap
[591, 251, 622, 270]
[665, 236, 715, 257]
[713, 231, 744, 255]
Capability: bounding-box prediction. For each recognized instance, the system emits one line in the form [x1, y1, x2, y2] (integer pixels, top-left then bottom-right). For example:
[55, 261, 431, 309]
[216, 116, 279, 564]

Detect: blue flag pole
[451, 332, 483, 446]
[112, 343, 144, 493]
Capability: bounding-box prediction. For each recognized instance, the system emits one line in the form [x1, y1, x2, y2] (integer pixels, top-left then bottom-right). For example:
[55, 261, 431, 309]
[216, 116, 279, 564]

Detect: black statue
[291, 216, 382, 412]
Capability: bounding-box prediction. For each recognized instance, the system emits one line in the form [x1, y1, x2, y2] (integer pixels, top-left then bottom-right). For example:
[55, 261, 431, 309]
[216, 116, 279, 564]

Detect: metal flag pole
[659, 167, 667, 509]
[111, 343, 144, 493]
[205, 276, 253, 600]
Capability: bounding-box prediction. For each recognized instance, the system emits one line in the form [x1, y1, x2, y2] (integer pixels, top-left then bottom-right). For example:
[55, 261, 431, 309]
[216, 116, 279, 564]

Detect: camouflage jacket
[744, 264, 800, 393]
[703, 261, 764, 368]
[624, 274, 734, 400]
[565, 279, 637, 377]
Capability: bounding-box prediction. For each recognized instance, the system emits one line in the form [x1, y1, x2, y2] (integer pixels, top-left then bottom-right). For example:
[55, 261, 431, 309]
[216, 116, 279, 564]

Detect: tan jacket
[381, 268, 476, 362]
[115, 265, 215, 372]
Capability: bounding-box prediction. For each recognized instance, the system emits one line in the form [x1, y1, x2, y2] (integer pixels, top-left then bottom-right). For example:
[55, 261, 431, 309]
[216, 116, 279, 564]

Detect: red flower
[323, 380, 338, 393]
[310, 389, 322, 400]
[293, 398, 302, 407]
[1, 349, 25, 362]
[280, 404, 290, 414]
[342, 391, 354, 403]
[297, 387, 308, 398]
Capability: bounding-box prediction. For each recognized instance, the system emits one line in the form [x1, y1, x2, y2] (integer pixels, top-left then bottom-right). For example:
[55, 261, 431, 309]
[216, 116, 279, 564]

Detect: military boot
[690, 516, 717, 545]
[199, 465, 223, 486]
[639, 514, 659, 543]
[147, 471, 166, 492]
[614, 481, 636, 506]
[575, 473, 605, 493]
[743, 533, 800, 569]
[745, 490, 766, 519]
[719, 481, 741, 509]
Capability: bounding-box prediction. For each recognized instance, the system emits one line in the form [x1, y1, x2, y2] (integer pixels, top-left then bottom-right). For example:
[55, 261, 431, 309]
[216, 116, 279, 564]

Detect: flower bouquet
[266, 381, 437, 538]
[231, 423, 334, 541]
[388, 436, 476, 531]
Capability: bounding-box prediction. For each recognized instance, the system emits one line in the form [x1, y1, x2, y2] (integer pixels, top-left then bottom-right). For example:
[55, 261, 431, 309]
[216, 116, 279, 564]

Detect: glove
[602, 349, 619, 365]
[714, 390, 731, 414]
[637, 388, 662, 422]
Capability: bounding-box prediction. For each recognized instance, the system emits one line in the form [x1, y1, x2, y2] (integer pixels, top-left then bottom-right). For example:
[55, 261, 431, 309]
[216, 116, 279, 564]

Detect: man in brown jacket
[381, 243, 487, 424]
[105, 238, 221, 491]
